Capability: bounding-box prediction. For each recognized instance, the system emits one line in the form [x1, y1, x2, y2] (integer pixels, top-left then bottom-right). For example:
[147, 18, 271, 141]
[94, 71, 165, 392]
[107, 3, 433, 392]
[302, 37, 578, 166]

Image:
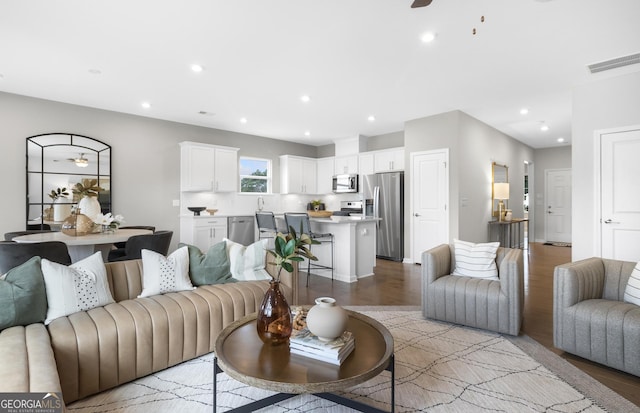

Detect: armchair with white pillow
[421, 240, 524, 336]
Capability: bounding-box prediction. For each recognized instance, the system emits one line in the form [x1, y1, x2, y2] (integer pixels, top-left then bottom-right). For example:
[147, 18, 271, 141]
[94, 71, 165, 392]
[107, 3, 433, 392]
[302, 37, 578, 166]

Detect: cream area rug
[67, 310, 638, 412]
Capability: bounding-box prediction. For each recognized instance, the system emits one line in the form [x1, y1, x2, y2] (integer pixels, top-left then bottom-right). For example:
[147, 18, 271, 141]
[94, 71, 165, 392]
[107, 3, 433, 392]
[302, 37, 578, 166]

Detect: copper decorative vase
[61, 209, 94, 236]
[256, 281, 292, 345]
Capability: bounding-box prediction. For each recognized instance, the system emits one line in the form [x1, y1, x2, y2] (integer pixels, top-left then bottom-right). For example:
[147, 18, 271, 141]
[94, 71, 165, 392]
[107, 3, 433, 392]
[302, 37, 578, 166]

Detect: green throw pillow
[0, 256, 48, 331]
[179, 242, 236, 286]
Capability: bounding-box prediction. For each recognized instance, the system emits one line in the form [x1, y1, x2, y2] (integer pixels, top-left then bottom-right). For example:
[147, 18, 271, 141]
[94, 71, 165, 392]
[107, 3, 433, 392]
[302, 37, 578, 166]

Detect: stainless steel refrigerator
[363, 172, 404, 261]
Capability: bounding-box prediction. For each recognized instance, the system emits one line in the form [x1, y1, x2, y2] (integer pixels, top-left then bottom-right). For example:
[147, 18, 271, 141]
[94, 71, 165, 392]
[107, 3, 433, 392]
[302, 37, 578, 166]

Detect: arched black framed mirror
[26, 133, 111, 230]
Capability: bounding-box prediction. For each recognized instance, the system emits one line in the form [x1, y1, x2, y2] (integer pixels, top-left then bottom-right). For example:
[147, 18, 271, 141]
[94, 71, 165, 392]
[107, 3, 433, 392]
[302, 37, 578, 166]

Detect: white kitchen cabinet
[180, 141, 239, 192]
[358, 153, 374, 176]
[316, 157, 334, 194]
[374, 147, 404, 172]
[280, 155, 317, 194]
[334, 155, 358, 175]
[180, 216, 227, 252]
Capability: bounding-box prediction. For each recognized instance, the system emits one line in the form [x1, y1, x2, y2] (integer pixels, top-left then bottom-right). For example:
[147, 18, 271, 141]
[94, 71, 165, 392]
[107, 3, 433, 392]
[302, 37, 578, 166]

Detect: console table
[488, 219, 528, 249]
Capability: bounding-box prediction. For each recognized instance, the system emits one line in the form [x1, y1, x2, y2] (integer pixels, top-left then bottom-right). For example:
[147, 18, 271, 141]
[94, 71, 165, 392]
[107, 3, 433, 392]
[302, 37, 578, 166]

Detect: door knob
[414, 213, 421, 217]
[604, 219, 620, 224]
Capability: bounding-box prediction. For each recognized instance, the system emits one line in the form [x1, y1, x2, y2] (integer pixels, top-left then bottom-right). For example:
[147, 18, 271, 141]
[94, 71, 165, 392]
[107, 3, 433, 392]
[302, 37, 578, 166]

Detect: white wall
[404, 110, 534, 261]
[532, 146, 571, 242]
[0, 92, 319, 251]
[572, 71, 640, 260]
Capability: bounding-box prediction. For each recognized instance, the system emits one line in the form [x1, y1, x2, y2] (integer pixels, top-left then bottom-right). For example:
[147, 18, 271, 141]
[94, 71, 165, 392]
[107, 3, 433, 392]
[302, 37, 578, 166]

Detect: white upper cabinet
[374, 147, 405, 172]
[280, 155, 317, 194]
[316, 157, 335, 195]
[334, 155, 358, 175]
[180, 141, 239, 192]
[358, 153, 374, 176]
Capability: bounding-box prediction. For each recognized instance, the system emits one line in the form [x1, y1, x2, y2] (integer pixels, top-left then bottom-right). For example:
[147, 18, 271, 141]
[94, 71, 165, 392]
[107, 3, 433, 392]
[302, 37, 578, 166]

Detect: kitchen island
[277, 215, 379, 283]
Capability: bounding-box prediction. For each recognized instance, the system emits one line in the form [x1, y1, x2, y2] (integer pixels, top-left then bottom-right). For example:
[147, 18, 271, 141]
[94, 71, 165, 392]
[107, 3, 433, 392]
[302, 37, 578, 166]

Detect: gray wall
[366, 131, 404, 151]
[405, 110, 534, 261]
[572, 71, 640, 260]
[532, 146, 571, 243]
[0, 92, 319, 250]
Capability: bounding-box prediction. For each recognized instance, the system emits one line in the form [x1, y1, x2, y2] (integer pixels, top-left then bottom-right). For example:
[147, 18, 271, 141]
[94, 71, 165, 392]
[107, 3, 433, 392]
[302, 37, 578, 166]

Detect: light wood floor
[296, 243, 640, 406]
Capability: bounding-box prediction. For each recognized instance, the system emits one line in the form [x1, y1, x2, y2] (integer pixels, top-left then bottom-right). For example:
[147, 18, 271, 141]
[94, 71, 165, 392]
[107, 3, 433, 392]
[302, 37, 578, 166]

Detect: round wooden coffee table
[213, 309, 395, 413]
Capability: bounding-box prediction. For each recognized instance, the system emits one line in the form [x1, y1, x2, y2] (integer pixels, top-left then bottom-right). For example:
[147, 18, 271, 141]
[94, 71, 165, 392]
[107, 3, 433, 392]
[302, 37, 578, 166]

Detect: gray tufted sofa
[554, 257, 640, 377]
[421, 244, 524, 336]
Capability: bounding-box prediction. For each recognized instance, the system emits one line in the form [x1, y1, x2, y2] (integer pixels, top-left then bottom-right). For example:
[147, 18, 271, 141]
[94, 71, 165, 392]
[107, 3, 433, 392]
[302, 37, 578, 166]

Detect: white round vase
[78, 196, 101, 222]
[306, 297, 348, 341]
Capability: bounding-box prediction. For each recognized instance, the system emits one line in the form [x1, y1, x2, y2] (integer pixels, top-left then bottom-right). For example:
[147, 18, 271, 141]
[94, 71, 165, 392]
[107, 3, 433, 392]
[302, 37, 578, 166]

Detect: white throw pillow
[41, 252, 115, 325]
[139, 246, 194, 298]
[452, 239, 500, 281]
[224, 238, 271, 281]
[623, 263, 640, 306]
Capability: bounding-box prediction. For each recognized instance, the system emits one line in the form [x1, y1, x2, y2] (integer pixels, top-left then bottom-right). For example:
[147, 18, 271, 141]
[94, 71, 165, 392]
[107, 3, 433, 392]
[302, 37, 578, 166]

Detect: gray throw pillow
[179, 242, 235, 286]
[0, 256, 48, 331]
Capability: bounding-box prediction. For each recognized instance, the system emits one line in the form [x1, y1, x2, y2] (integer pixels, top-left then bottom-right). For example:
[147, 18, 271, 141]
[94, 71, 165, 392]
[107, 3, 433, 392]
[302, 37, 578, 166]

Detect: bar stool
[284, 212, 334, 286]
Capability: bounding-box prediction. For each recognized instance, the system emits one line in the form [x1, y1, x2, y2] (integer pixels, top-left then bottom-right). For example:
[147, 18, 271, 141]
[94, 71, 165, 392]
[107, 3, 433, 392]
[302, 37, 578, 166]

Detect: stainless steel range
[332, 201, 363, 216]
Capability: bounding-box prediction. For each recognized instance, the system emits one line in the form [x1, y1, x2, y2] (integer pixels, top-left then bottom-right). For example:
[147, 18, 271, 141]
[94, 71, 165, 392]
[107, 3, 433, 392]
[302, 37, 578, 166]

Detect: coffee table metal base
[214, 354, 395, 413]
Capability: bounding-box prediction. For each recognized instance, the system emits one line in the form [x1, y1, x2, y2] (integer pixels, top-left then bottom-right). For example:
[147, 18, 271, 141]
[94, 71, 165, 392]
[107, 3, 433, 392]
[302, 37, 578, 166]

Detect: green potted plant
[257, 225, 320, 345]
[311, 199, 322, 212]
[72, 179, 104, 221]
[49, 187, 71, 222]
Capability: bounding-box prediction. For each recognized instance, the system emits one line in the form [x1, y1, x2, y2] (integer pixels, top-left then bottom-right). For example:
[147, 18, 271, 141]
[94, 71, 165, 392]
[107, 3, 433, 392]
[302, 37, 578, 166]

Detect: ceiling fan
[68, 153, 89, 168]
[411, 0, 433, 8]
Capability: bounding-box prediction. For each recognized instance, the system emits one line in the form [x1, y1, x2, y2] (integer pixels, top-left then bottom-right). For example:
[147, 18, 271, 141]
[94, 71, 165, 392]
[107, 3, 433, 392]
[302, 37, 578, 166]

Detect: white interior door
[411, 149, 449, 263]
[545, 169, 572, 243]
[601, 129, 640, 261]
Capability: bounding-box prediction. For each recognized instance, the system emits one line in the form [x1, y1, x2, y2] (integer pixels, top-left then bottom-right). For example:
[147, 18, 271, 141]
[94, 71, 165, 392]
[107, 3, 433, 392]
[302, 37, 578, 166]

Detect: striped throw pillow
[452, 239, 500, 281]
[623, 263, 640, 306]
[225, 238, 271, 281]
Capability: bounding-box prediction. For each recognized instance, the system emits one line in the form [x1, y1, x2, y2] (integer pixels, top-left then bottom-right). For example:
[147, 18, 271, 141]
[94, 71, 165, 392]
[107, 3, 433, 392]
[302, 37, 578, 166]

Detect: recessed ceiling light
[300, 95, 311, 103]
[557, 137, 565, 143]
[367, 115, 376, 122]
[421, 32, 437, 43]
[240, 117, 248, 124]
[191, 64, 204, 73]
[141, 102, 151, 109]
[520, 108, 529, 115]
[304, 131, 311, 137]
[540, 124, 549, 131]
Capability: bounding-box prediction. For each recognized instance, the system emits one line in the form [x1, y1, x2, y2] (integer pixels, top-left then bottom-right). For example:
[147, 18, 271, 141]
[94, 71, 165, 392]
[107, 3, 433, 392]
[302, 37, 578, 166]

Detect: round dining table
[13, 228, 153, 263]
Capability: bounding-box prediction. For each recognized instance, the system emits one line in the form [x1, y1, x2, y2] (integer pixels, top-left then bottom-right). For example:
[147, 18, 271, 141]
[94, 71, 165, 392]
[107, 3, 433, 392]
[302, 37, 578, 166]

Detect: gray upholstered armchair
[554, 257, 640, 377]
[421, 244, 524, 336]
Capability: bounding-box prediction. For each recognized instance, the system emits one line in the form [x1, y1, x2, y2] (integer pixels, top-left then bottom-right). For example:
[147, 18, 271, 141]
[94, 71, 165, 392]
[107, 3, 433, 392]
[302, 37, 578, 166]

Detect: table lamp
[494, 183, 510, 222]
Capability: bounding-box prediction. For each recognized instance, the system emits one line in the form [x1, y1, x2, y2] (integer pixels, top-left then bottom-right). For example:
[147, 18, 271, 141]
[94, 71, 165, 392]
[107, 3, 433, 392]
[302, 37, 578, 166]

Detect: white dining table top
[13, 228, 153, 246]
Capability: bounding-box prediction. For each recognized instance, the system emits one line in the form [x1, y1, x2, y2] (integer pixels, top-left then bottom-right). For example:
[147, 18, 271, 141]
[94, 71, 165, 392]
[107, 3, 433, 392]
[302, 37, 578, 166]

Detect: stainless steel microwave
[332, 174, 359, 193]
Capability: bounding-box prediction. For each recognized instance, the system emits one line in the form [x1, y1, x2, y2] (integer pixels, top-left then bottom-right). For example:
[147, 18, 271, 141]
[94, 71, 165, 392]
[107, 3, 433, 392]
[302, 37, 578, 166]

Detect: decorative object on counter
[257, 225, 320, 345]
[187, 206, 206, 216]
[72, 179, 104, 223]
[504, 209, 512, 221]
[311, 199, 323, 211]
[305, 297, 348, 341]
[49, 187, 71, 222]
[94, 212, 125, 233]
[206, 208, 218, 215]
[61, 208, 94, 236]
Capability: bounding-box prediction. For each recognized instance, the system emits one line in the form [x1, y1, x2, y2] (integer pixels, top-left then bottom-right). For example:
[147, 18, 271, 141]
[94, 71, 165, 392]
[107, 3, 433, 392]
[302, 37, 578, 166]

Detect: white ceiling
[2, 0, 639, 149]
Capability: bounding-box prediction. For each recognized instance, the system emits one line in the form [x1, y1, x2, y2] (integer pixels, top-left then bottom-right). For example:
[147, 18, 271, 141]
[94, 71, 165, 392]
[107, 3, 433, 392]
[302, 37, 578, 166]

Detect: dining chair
[4, 230, 53, 242]
[284, 212, 334, 286]
[107, 230, 172, 262]
[0, 241, 71, 273]
[112, 226, 156, 249]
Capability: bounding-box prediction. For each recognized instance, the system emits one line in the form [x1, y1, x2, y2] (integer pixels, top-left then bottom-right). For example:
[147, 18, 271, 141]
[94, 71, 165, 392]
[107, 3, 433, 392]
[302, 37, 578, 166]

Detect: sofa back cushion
[602, 258, 637, 301]
[104, 259, 144, 302]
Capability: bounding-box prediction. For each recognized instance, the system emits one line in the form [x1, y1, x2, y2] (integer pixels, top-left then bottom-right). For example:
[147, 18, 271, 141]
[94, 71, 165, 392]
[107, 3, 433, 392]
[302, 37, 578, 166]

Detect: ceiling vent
[587, 52, 640, 74]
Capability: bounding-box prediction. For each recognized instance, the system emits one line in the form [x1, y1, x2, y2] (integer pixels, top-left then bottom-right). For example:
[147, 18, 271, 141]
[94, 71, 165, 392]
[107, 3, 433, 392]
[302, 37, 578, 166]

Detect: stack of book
[289, 328, 355, 365]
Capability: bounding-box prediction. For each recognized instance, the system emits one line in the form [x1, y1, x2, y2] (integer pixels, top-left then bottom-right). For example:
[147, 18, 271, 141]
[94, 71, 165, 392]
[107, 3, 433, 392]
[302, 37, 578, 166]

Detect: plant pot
[78, 196, 101, 222]
[306, 297, 348, 341]
[256, 281, 292, 345]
